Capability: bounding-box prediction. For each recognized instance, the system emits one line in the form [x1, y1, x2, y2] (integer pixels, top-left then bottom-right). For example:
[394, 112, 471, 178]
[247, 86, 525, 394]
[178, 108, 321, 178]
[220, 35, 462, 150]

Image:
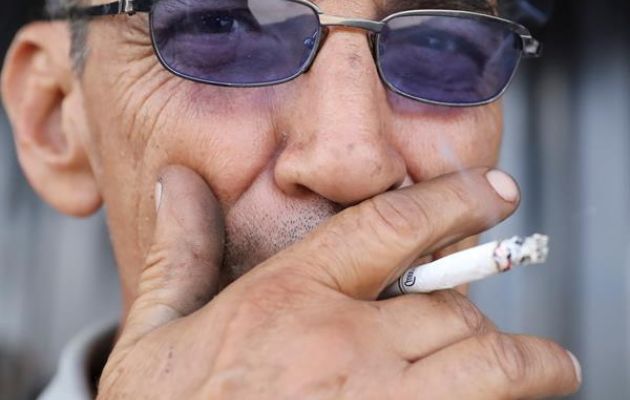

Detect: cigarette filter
[381, 234, 549, 298]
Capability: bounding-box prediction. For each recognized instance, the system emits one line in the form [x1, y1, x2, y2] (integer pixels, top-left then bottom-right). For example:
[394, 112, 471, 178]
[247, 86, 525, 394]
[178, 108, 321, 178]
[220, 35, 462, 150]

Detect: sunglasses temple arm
[47, 0, 152, 20]
[522, 36, 543, 58]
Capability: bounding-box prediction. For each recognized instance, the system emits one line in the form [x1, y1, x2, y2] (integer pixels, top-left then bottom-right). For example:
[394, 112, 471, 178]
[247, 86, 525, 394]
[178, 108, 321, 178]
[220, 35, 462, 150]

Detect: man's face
[9, 0, 503, 308]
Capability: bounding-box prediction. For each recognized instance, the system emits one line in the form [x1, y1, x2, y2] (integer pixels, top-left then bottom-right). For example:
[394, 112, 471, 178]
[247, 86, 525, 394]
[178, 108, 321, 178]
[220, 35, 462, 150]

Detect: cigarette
[381, 234, 549, 298]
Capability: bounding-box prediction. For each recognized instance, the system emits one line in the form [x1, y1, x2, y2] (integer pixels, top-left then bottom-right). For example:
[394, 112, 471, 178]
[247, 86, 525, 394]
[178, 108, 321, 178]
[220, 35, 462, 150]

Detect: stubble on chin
[216, 194, 480, 292]
[219, 197, 343, 289]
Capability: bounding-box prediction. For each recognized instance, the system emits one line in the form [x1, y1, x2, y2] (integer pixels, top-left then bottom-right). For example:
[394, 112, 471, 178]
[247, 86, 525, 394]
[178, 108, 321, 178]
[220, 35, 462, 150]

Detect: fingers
[377, 290, 496, 361]
[272, 168, 520, 299]
[402, 332, 582, 400]
[118, 165, 225, 348]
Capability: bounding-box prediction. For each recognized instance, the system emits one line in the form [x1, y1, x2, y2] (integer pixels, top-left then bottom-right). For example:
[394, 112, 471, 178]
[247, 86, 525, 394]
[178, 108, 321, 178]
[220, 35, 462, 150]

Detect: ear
[1, 21, 102, 217]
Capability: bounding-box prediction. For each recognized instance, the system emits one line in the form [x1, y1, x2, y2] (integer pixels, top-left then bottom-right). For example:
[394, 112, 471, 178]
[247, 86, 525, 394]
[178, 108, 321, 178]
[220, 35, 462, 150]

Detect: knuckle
[145, 241, 202, 279]
[141, 244, 174, 291]
[481, 332, 529, 383]
[143, 242, 211, 295]
[443, 180, 483, 219]
[440, 291, 488, 335]
[361, 192, 434, 242]
[137, 243, 217, 319]
[445, 179, 476, 206]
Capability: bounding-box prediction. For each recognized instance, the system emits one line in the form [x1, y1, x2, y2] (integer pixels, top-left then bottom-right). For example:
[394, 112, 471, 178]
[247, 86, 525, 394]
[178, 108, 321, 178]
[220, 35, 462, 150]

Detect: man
[1, 0, 581, 398]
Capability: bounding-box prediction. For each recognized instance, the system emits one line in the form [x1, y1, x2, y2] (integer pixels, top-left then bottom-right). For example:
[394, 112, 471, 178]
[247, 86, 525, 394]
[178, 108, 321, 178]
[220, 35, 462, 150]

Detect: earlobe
[1, 22, 102, 217]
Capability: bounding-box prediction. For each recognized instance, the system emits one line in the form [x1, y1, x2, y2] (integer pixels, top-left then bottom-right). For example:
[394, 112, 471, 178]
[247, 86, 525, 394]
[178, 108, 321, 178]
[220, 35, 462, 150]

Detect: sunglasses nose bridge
[301, 16, 381, 74]
[318, 14, 384, 33]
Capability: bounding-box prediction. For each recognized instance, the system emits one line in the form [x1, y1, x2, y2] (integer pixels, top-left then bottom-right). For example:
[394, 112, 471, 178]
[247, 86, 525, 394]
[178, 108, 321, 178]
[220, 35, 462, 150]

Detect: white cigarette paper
[381, 234, 549, 298]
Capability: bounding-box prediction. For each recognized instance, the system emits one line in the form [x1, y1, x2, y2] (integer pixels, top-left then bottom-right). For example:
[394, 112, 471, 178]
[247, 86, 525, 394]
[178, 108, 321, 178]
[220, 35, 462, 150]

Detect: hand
[97, 166, 581, 399]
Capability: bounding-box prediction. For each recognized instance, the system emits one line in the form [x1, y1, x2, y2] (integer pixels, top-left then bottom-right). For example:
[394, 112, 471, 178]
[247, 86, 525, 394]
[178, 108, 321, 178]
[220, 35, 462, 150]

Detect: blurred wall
[472, 1, 630, 399]
[0, 107, 121, 399]
[1, 0, 628, 399]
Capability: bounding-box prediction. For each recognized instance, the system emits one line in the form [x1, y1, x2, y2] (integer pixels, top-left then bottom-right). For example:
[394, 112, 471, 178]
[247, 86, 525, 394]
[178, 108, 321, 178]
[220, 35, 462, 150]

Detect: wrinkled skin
[1, 1, 581, 398]
[95, 166, 579, 399]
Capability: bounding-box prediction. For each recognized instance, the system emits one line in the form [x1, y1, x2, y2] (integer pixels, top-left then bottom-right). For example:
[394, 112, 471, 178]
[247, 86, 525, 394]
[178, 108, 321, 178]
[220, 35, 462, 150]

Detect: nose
[274, 32, 407, 206]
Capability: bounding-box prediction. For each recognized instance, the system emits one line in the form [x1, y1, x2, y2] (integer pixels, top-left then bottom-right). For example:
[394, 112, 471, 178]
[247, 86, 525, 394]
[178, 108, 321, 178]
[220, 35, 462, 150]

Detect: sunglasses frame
[52, 0, 543, 107]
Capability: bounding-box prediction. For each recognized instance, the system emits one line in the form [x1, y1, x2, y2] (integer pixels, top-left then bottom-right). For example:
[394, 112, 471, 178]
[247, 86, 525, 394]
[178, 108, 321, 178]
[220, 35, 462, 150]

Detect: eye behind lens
[150, 0, 321, 86]
[378, 13, 523, 105]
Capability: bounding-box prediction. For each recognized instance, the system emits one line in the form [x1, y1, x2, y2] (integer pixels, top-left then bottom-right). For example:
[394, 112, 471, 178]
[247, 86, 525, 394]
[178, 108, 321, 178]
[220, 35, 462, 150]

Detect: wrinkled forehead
[83, 0, 498, 15]
[371, 0, 497, 16]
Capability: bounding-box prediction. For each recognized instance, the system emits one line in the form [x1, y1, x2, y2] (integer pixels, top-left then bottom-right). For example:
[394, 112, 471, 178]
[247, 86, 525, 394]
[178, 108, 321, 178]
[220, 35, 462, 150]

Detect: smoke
[434, 134, 507, 230]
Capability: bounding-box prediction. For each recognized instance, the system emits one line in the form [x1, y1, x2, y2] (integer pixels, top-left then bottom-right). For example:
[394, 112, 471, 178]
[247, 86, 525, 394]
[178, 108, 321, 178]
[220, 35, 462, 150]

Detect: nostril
[292, 183, 313, 197]
[275, 178, 312, 198]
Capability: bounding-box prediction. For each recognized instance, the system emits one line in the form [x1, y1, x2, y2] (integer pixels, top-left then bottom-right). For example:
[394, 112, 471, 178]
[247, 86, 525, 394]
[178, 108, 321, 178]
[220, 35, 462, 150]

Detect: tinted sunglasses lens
[378, 15, 522, 104]
[151, 0, 320, 85]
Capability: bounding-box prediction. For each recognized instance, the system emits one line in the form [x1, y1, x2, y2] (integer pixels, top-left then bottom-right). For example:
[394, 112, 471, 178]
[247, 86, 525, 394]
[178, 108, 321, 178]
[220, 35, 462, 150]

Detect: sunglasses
[55, 0, 542, 107]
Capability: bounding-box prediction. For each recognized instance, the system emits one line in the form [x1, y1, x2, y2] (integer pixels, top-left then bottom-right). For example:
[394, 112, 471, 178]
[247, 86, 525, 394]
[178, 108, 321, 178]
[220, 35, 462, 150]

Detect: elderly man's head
[2, 0, 516, 312]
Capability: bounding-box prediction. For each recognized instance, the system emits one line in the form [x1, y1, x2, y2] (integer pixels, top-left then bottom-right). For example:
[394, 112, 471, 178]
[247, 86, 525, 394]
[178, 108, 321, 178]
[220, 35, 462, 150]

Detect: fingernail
[155, 181, 163, 212]
[567, 350, 582, 384]
[485, 170, 519, 203]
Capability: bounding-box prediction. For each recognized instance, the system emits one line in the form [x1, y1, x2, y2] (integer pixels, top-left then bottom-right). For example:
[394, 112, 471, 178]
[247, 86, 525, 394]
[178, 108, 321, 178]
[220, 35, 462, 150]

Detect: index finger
[266, 168, 520, 299]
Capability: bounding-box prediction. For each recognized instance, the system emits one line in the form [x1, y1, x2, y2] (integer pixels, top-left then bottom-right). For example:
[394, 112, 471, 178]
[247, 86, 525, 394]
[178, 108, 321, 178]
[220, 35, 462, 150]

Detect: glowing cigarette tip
[381, 234, 550, 298]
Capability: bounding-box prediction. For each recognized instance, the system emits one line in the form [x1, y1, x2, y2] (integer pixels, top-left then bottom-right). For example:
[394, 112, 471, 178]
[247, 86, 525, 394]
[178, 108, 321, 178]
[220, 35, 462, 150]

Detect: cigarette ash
[493, 234, 549, 272]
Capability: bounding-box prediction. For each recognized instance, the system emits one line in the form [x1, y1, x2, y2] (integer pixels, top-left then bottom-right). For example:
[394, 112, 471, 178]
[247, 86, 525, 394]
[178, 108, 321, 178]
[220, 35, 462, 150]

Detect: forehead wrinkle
[376, 0, 497, 17]
[307, 0, 497, 18]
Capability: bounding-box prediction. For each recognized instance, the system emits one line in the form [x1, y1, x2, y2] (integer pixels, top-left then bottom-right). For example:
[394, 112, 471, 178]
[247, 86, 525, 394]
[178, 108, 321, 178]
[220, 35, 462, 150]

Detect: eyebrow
[375, 0, 497, 19]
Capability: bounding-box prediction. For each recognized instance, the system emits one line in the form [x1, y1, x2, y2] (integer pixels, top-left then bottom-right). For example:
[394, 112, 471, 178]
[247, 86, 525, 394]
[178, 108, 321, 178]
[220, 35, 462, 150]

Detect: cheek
[84, 21, 280, 207]
[389, 99, 503, 181]
[112, 83, 279, 212]
[86, 47, 281, 204]
[150, 95, 279, 206]
[82, 50, 281, 286]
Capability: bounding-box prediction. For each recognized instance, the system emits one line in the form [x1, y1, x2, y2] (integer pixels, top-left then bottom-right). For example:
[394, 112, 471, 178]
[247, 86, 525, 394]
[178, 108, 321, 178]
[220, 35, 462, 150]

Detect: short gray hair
[46, 0, 89, 71]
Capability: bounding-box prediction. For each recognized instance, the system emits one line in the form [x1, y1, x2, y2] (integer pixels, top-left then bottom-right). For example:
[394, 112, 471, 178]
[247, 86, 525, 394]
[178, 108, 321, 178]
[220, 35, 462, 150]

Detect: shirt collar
[38, 320, 117, 400]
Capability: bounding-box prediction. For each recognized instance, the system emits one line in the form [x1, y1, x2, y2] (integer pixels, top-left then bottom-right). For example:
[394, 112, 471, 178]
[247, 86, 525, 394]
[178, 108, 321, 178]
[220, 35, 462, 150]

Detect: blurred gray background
[1, 0, 628, 399]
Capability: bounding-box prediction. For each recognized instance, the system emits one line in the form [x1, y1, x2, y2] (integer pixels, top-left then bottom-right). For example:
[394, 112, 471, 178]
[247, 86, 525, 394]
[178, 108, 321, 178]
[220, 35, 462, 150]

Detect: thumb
[119, 165, 224, 347]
